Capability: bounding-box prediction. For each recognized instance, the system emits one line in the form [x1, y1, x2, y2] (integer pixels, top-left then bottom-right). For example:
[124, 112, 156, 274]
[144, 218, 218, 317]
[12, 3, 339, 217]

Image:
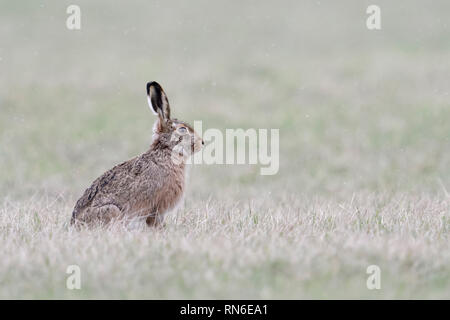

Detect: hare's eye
[178, 127, 187, 134]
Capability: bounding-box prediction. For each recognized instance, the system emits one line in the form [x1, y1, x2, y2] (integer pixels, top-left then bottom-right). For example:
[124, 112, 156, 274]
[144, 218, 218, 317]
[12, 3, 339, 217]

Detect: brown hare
[71, 81, 203, 227]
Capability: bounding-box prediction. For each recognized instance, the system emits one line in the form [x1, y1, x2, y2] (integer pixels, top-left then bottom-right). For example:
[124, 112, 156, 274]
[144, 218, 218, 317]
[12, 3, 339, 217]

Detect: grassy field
[0, 0, 449, 299]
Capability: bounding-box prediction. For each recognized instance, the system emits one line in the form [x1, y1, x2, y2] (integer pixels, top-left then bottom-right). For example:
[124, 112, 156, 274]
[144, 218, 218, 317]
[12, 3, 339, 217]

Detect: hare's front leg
[146, 213, 165, 228]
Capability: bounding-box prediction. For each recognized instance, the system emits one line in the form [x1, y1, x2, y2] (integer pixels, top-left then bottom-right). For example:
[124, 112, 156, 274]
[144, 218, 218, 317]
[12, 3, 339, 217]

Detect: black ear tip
[146, 81, 162, 95]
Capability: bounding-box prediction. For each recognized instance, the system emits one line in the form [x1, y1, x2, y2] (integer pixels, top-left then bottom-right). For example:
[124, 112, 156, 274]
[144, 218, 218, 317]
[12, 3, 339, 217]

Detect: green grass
[0, 0, 449, 299]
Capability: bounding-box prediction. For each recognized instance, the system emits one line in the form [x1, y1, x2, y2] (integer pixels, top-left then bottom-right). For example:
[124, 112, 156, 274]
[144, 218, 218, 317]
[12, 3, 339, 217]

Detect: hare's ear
[146, 81, 171, 121]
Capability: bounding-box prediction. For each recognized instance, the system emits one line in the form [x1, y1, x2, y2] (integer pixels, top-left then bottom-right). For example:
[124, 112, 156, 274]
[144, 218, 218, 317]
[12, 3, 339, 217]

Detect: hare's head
[146, 82, 203, 161]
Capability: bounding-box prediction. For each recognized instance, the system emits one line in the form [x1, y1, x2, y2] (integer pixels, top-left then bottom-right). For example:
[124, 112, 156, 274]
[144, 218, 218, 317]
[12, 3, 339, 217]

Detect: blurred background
[1, 0, 449, 202]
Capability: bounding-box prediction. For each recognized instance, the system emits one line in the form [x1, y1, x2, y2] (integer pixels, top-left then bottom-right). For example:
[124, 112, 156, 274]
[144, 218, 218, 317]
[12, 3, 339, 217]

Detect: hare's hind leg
[76, 204, 122, 226]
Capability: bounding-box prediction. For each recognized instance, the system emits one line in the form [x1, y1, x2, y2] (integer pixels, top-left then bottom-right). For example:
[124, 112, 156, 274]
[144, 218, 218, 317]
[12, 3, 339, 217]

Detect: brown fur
[71, 82, 203, 227]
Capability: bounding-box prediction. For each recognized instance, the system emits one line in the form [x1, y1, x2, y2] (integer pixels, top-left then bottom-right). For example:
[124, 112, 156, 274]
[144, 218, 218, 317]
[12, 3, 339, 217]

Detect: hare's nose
[202, 140, 205, 146]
